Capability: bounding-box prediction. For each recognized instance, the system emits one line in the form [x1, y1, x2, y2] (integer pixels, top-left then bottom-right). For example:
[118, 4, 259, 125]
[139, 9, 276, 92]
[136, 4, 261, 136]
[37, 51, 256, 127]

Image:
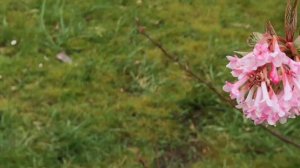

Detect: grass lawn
[0, 0, 300, 167]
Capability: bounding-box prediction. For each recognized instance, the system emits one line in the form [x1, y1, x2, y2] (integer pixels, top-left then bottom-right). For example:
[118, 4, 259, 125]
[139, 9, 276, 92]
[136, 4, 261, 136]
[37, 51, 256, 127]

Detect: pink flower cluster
[224, 35, 300, 125]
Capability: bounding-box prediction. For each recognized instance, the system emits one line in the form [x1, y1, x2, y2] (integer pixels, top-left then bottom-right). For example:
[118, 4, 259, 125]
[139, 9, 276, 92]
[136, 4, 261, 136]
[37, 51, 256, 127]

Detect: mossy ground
[0, 0, 300, 167]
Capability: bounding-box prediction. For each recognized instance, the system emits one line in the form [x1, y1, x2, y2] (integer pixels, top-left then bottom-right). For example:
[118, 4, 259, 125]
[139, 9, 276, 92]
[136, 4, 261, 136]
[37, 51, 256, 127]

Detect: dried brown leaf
[285, 0, 299, 41]
[266, 21, 277, 36]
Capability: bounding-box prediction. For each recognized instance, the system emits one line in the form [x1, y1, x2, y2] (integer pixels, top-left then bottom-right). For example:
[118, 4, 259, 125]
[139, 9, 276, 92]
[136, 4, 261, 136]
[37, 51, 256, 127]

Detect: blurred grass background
[0, 0, 300, 167]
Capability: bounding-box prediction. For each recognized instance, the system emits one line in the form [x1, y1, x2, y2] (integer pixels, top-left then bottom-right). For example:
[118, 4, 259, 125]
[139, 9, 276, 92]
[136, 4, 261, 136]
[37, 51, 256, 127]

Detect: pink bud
[269, 64, 280, 84]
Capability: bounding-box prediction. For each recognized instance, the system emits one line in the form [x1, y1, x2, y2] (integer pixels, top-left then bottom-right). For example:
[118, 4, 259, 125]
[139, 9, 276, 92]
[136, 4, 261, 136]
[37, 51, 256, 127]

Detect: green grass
[0, 0, 300, 167]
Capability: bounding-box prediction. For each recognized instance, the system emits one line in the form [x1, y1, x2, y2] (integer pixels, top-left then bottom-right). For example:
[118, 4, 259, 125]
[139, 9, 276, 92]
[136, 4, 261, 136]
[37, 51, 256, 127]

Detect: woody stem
[137, 22, 300, 150]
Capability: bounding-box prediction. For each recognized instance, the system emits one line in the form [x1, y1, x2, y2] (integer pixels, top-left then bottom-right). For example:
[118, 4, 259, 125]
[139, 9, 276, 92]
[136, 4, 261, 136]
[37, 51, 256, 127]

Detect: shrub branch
[136, 19, 300, 150]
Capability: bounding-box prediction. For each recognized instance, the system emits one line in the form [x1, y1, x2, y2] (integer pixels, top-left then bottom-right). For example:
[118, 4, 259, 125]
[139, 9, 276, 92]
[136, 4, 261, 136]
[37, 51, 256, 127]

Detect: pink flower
[224, 35, 300, 125]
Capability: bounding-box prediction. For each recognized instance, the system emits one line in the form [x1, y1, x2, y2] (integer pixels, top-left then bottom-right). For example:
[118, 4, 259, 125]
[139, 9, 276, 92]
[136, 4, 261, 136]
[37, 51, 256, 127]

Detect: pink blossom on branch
[224, 35, 300, 125]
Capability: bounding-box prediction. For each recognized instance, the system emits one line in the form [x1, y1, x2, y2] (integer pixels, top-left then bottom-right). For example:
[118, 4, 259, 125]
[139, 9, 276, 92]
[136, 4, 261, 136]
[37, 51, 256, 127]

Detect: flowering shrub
[224, 0, 300, 125]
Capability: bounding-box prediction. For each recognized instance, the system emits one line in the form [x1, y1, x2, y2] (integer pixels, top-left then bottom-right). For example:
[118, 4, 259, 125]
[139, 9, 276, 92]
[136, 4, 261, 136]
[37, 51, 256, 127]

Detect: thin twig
[136, 21, 232, 105]
[136, 20, 300, 150]
[261, 126, 300, 148]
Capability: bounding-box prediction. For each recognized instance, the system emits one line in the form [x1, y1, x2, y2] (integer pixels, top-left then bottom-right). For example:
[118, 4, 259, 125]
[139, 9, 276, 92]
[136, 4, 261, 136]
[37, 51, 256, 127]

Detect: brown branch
[261, 126, 300, 149]
[136, 20, 300, 150]
[136, 20, 231, 105]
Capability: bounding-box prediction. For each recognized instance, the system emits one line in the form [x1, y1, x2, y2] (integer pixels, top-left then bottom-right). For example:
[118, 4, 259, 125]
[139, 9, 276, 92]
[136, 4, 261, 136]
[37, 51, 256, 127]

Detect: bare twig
[136, 20, 232, 105]
[136, 20, 300, 150]
[261, 126, 300, 149]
